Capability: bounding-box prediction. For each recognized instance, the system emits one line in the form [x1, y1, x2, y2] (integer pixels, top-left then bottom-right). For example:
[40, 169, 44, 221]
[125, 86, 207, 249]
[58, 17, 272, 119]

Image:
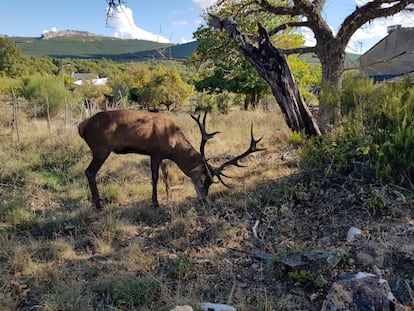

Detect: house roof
[73, 78, 108, 86]
[359, 27, 414, 79]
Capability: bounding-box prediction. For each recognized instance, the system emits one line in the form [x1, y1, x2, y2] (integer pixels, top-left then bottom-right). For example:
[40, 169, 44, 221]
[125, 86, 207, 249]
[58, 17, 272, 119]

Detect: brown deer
[78, 110, 264, 208]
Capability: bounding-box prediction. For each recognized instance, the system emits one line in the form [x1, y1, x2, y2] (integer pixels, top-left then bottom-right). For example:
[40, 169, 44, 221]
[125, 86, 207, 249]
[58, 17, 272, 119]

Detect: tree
[207, 0, 413, 132]
[209, 15, 321, 135]
[150, 66, 193, 110]
[192, 21, 271, 110]
[21, 75, 70, 117]
[0, 37, 25, 78]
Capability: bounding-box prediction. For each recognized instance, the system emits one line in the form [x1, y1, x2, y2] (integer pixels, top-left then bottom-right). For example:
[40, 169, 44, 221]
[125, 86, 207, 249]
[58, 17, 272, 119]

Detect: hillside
[11, 34, 359, 67]
[11, 35, 197, 61]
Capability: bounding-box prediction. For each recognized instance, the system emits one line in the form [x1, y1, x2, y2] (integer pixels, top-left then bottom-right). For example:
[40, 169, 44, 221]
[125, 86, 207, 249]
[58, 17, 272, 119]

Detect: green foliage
[20, 75, 69, 117]
[287, 131, 307, 147]
[193, 91, 216, 112]
[0, 199, 34, 225]
[127, 64, 193, 110]
[0, 37, 25, 77]
[287, 55, 321, 89]
[301, 75, 414, 185]
[12, 36, 172, 59]
[259, 181, 294, 206]
[0, 77, 20, 95]
[174, 250, 196, 278]
[191, 0, 306, 109]
[150, 66, 193, 110]
[113, 276, 161, 309]
[288, 270, 328, 288]
[42, 283, 94, 311]
[300, 127, 373, 175]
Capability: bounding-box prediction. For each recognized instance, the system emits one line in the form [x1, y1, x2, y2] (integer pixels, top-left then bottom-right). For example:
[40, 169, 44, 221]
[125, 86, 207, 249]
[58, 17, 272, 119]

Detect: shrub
[302, 75, 414, 184]
[20, 75, 69, 117]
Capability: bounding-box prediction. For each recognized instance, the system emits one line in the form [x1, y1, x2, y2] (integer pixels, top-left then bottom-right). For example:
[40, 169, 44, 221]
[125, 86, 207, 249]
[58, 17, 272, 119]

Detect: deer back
[78, 110, 194, 157]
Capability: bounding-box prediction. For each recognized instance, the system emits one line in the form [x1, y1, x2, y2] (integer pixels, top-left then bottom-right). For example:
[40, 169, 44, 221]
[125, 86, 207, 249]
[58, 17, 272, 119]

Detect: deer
[78, 110, 264, 209]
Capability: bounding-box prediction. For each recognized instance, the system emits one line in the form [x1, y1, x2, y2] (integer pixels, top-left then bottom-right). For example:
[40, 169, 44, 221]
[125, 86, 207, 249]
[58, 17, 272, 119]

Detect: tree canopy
[206, 0, 414, 131]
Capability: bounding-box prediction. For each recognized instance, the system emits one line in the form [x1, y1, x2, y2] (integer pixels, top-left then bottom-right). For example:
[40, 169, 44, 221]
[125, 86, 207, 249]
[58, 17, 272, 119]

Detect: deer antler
[191, 112, 220, 162]
[213, 124, 265, 188]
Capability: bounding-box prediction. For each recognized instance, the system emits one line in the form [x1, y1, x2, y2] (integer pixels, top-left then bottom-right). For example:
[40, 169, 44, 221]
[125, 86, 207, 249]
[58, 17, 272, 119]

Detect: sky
[1, 0, 413, 54]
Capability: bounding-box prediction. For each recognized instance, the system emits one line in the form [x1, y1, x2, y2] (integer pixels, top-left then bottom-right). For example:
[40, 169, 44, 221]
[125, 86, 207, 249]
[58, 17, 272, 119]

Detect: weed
[113, 276, 161, 309]
[364, 187, 386, 209]
[42, 282, 94, 311]
[288, 270, 328, 289]
[174, 250, 196, 278]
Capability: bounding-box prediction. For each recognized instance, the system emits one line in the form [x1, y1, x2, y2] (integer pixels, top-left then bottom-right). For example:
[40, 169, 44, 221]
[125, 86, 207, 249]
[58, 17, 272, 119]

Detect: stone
[321, 273, 408, 311]
[356, 252, 376, 266]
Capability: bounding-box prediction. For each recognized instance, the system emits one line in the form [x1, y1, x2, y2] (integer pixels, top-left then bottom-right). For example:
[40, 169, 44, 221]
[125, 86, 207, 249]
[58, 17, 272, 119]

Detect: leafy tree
[0, 37, 25, 78]
[20, 75, 69, 117]
[208, 0, 413, 132]
[128, 64, 193, 110]
[205, 0, 320, 135]
[25, 56, 59, 76]
[73, 82, 112, 114]
[150, 66, 193, 110]
[0, 77, 20, 96]
[192, 0, 306, 111]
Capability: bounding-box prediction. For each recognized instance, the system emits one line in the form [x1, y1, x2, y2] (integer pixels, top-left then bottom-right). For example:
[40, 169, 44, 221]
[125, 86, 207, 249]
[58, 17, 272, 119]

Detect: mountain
[11, 32, 198, 61]
[10, 32, 359, 68]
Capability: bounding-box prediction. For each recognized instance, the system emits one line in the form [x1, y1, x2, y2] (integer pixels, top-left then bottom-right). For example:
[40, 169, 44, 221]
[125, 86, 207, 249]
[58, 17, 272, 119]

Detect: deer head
[191, 112, 265, 197]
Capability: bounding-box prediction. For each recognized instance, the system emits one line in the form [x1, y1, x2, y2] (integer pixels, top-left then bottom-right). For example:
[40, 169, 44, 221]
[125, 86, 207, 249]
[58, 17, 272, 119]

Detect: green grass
[0, 104, 295, 310]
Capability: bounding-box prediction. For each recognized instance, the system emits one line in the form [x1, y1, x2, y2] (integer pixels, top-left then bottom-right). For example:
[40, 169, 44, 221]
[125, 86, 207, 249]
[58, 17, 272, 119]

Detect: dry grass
[0, 105, 302, 310]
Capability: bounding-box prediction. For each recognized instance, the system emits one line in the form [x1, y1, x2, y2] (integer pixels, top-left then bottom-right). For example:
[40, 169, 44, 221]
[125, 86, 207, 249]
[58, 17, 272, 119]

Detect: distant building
[359, 26, 414, 81]
[67, 72, 108, 86]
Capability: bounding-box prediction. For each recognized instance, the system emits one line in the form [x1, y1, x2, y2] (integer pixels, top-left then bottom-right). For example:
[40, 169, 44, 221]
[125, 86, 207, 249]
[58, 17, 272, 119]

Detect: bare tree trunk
[316, 47, 345, 132]
[210, 16, 320, 136]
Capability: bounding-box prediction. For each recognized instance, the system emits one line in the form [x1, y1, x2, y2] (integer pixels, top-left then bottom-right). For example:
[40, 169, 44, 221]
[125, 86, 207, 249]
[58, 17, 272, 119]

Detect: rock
[356, 252, 376, 266]
[321, 272, 408, 311]
[200, 302, 237, 311]
[304, 249, 335, 261]
[346, 226, 362, 242]
[388, 279, 414, 306]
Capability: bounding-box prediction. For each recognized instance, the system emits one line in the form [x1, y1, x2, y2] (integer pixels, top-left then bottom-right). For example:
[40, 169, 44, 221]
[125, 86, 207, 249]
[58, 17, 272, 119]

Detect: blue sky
[1, 0, 413, 53]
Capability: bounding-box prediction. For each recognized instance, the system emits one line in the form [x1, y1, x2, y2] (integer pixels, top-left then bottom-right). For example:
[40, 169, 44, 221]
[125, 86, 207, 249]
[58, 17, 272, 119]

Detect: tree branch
[282, 46, 318, 55]
[269, 21, 309, 36]
[337, 0, 414, 46]
[253, 0, 301, 16]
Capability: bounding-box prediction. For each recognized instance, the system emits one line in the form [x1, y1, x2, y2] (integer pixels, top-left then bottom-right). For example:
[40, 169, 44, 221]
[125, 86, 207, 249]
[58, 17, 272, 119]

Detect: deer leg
[160, 160, 171, 202]
[150, 156, 162, 207]
[85, 151, 110, 209]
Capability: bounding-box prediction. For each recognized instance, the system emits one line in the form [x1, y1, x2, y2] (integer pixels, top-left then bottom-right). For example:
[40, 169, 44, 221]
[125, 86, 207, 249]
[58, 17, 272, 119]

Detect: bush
[20, 75, 69, 117]
[302, 75, 414, 184]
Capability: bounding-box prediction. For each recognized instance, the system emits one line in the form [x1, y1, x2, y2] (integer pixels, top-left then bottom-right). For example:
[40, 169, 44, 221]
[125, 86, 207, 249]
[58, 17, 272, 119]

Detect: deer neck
[169, 138, 205, 177]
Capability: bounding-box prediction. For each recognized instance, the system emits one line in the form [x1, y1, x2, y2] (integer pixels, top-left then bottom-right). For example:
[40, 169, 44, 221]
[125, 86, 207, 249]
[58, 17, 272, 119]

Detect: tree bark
[210, 15, 321, 136]
[315, 42, 346, 131]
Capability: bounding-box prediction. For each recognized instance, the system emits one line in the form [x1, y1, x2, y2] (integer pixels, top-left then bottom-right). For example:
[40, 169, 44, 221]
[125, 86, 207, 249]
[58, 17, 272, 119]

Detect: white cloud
[347, 6, 414, 53]
[193, 0, 216, 9]
[106, 4, 170, 43]
[302, 3, 414, 54]
[181, 37, 196, 44]
[43, 26, 57, 34]
[173, 20, 189, 28]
